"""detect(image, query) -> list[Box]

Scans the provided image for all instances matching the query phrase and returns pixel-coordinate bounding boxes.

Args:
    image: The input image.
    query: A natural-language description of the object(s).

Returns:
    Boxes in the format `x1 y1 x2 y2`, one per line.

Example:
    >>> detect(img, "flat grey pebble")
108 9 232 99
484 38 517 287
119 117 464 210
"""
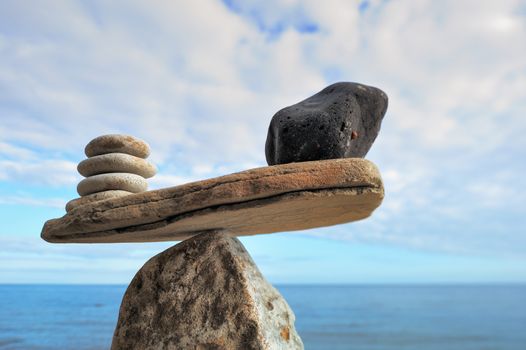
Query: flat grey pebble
85 134 150 158
77 173 148 196
77 153 157 178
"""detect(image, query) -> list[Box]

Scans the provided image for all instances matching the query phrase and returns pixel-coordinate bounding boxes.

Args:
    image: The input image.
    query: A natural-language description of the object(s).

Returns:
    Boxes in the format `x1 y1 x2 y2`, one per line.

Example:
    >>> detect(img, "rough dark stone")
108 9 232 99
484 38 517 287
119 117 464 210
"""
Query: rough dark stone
111 231 303 350
265 82 388 165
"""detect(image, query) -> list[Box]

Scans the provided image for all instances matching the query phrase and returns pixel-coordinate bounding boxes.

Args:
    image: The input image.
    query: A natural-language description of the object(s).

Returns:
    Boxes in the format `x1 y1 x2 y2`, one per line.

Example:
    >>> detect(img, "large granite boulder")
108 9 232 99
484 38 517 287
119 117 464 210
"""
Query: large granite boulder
265 82 388 165
111 231 303 350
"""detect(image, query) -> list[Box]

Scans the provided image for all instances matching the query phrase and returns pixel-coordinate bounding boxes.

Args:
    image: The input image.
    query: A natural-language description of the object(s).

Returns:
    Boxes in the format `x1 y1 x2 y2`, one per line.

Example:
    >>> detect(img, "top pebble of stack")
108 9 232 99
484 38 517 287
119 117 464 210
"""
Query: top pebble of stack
85 134 150 159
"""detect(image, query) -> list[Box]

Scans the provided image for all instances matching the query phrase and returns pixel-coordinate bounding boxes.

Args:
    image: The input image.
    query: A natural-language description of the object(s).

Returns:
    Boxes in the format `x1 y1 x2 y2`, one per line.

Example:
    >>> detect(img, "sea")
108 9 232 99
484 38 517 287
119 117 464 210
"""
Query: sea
0 284 524 350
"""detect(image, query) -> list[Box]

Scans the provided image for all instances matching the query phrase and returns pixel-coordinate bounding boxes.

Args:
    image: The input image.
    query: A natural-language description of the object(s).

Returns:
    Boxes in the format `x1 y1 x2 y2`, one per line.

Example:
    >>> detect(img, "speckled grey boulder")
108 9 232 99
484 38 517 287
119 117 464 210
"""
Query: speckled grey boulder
111 231 303 350
265 82 388 165
66 190 134 212
77 153 157 178
77 173 147 196
85 134 150 158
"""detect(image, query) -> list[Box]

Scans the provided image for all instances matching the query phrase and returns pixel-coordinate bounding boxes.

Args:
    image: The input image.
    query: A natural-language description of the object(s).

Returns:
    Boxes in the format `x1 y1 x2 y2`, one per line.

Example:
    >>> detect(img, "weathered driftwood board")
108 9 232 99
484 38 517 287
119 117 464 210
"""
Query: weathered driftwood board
41 158 384 243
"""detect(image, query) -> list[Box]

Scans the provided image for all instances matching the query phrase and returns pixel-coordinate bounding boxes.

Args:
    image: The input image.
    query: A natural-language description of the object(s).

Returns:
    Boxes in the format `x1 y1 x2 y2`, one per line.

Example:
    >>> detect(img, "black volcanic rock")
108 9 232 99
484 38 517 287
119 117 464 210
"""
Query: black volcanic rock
265 82 388 165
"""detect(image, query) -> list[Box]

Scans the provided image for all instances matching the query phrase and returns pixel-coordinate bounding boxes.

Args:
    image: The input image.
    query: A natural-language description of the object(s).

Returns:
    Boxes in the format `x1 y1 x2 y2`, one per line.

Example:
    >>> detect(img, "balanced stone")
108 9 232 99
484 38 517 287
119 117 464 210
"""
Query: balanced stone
65 190 134 212
265 82 388 165
111 231 303 350
77 173 147 196
85 134 150 158
77 153 157 178
42 158 384 243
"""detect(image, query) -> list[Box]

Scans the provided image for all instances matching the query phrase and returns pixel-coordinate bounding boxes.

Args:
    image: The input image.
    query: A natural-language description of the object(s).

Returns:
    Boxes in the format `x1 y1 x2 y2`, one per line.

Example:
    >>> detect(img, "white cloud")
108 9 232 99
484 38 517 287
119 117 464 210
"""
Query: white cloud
0 0 525 257
0 234 174 283
0 195 66 209
148 173 199 189
0 142 36 160
0 158 79 186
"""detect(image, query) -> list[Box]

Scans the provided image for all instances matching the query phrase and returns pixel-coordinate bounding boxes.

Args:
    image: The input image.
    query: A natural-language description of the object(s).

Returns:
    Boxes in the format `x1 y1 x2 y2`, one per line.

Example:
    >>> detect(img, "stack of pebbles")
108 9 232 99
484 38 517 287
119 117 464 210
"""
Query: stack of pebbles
66 134 157 212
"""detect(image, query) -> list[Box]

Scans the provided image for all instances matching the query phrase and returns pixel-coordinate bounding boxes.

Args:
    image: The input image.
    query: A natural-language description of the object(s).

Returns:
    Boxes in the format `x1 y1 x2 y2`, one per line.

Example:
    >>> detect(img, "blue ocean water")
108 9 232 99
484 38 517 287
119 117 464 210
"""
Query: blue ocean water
0 285 524 350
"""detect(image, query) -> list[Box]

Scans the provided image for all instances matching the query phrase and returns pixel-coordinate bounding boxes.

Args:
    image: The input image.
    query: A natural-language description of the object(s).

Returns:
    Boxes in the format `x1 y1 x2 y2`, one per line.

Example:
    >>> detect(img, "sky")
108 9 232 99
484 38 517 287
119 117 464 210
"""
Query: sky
1 0 525 284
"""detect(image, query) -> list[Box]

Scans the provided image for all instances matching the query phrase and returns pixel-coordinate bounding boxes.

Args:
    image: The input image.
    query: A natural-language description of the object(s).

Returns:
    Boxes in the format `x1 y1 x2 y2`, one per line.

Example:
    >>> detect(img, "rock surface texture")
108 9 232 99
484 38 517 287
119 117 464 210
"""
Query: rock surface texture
76 173 148 196
85 134 151 158
65 190 133 212
77 153 156 178
265 82 388 165
42 158 384 243
66 134 156 212
111 231 303 350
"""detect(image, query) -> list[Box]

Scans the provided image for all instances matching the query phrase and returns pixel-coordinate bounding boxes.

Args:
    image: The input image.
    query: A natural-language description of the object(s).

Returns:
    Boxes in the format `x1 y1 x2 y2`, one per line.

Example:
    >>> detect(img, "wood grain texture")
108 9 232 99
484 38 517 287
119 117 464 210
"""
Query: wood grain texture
41 158 384 243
